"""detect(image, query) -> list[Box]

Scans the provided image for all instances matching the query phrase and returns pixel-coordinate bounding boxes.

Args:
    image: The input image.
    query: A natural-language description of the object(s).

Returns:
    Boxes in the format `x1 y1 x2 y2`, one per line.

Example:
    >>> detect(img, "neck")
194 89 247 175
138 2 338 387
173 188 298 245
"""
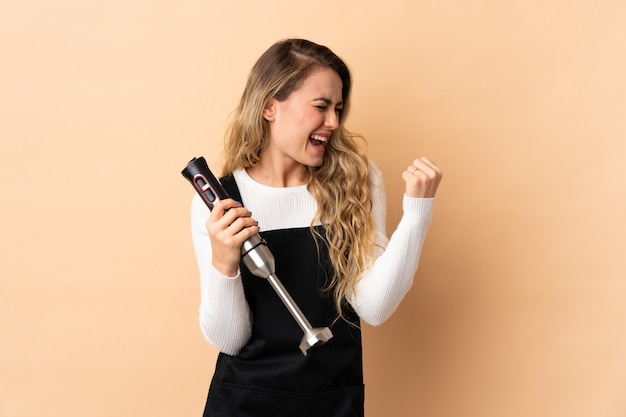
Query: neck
247 159 309 187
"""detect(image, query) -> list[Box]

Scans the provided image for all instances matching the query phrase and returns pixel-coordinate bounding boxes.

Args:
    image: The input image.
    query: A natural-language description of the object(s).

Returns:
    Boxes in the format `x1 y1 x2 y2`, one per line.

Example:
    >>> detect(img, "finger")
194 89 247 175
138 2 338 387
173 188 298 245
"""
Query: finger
411 158 443 179
415 157 442 176
207 205 254 241
212 198 242 214
209 217 259 250
411 158 433 174
208 199 237 224
402 170 416 183
405 163 431 180
211 200 251 225
226 216 259 235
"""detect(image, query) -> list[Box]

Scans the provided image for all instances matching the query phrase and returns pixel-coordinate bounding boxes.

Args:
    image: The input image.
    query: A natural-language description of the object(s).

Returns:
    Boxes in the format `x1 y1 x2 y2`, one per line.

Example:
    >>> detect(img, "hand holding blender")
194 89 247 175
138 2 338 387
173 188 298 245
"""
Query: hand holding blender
182 156 333 355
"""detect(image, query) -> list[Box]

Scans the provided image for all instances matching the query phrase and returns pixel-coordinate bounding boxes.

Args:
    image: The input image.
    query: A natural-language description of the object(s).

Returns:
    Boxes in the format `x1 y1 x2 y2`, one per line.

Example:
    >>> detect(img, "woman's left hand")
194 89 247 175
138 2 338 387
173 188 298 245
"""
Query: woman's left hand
402 156 443 198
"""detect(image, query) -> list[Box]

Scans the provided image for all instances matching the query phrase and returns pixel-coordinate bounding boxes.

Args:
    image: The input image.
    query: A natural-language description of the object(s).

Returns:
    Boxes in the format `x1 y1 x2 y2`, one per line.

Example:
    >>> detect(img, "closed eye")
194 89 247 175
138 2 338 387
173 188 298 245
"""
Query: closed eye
315 105 343 115
313 97 343 112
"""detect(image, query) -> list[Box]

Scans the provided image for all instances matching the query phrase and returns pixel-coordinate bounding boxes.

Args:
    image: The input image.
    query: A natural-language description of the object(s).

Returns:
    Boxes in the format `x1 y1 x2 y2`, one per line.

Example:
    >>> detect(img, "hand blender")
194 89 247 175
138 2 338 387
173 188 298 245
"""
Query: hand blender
182 156 333 355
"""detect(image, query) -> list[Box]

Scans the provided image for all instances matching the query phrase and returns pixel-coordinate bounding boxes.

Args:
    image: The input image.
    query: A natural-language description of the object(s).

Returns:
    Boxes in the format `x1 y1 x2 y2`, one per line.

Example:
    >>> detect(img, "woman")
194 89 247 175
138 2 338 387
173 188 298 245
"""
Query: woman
190 38 442 417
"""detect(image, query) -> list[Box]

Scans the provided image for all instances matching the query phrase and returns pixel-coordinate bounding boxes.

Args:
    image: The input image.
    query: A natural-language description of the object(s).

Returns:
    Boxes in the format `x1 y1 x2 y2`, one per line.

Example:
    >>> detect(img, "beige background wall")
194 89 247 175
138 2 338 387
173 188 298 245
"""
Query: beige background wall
2 1 625 416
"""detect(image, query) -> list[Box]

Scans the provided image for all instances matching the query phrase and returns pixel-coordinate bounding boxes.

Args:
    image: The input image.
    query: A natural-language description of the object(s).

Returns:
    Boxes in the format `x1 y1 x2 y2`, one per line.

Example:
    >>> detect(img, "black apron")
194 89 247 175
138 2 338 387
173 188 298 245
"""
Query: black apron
203 175 364 417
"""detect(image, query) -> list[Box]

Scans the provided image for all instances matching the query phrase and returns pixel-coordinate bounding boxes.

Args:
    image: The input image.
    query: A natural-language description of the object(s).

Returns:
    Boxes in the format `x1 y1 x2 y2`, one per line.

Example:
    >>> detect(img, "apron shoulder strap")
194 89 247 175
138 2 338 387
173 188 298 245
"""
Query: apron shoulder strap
219 174 243 205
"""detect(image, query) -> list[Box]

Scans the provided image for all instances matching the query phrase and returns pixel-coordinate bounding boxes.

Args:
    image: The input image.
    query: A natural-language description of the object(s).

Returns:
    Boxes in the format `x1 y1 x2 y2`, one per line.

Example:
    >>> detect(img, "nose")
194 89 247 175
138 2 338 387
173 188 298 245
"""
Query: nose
325 110 340 130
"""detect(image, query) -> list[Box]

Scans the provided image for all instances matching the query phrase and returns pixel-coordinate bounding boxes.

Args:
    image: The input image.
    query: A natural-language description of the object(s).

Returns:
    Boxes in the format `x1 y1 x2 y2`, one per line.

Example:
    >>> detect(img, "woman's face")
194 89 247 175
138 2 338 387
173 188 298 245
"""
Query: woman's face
263 67 343 169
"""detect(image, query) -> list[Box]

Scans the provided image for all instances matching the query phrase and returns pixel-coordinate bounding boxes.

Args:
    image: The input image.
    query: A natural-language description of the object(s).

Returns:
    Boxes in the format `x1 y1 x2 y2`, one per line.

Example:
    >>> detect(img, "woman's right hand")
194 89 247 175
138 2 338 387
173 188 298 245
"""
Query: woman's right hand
206 199 260 277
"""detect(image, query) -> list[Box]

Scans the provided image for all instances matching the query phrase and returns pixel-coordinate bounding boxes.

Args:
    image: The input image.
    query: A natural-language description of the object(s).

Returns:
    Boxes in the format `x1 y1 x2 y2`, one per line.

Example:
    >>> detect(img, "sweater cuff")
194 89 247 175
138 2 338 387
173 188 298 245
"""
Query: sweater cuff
402 196 434 223
211 265 242 281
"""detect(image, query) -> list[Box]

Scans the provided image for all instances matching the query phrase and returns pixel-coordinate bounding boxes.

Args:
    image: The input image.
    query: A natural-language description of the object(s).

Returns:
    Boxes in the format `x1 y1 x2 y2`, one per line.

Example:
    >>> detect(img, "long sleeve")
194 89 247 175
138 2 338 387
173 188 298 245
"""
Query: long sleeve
190 195 252 355
349 166 434 326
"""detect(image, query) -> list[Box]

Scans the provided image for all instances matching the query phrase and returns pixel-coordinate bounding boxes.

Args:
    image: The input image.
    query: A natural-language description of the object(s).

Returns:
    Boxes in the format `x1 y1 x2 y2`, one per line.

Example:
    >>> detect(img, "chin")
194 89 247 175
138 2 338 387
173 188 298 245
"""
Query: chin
308 159 325 168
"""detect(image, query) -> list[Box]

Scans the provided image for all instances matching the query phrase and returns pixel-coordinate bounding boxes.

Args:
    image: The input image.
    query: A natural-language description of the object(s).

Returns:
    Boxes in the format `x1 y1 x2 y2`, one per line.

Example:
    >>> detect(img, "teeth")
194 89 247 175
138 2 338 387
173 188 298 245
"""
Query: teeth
310 134 328 142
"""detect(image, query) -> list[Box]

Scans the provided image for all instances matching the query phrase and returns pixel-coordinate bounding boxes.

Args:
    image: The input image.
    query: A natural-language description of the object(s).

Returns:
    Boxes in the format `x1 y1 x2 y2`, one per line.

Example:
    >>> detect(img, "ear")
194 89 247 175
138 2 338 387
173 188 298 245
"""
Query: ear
263 99 276 121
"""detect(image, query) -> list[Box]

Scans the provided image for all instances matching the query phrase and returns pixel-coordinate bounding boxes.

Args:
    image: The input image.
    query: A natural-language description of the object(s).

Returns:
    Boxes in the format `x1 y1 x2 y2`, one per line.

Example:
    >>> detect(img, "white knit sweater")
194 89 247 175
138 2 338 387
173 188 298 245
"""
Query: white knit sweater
190 163 434 355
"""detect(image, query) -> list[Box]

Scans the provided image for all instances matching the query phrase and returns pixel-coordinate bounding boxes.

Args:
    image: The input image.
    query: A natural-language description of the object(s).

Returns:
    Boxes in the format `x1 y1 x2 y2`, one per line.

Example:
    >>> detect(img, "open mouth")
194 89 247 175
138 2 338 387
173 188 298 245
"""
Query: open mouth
309 134 328 147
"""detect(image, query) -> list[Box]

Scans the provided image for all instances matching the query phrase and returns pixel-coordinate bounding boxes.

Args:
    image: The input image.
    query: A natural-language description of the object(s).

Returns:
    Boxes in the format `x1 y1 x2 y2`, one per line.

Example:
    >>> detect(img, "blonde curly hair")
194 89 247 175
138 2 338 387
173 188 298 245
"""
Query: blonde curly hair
221 39 376 320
